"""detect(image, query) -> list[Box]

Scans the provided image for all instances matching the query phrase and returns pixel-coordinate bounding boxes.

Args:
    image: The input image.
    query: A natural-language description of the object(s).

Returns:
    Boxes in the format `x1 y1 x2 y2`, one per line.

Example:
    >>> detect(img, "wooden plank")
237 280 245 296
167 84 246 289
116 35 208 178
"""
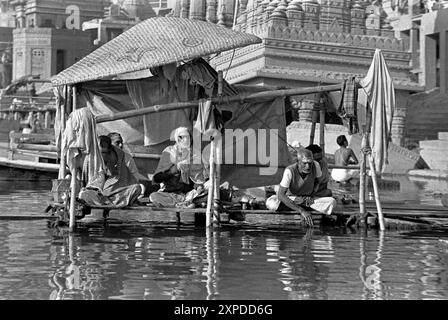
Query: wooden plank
15 143 57 152
343 202 448 212
0 215 57 220
0 156 59 172
12 148 58 159
130 152 161 159
10 132 54 141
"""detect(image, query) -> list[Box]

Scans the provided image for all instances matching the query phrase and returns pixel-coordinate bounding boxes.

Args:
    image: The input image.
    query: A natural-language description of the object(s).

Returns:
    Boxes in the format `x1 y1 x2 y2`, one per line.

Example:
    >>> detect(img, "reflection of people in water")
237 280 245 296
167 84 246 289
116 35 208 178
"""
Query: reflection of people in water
48 233 121 300
266 228 332 299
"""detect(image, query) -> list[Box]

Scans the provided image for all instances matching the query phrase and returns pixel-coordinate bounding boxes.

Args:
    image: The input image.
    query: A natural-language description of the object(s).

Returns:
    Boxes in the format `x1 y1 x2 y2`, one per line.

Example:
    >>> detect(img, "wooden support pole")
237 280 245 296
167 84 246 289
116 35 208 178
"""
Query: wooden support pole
58 88 67 179
206 138 216 228
213 71 223 225
96 84 343 124
309 108 318 146
319 103 326 155
359 105 373 220
69 165 77 232
72 86 77 111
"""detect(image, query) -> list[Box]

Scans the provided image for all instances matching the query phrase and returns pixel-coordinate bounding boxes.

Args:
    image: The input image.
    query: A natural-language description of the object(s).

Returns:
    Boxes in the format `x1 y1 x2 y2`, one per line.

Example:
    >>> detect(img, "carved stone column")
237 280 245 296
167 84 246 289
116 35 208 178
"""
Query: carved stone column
298 99 314 122
391 107 406 146
206 0 217 23
180 0 190 18
190 0 206 20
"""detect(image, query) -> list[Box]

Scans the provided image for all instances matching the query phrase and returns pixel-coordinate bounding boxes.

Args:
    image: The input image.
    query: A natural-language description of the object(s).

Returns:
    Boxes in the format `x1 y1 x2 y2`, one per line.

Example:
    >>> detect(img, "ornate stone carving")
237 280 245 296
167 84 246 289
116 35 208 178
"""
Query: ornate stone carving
206 0 217 23
189 0 206 21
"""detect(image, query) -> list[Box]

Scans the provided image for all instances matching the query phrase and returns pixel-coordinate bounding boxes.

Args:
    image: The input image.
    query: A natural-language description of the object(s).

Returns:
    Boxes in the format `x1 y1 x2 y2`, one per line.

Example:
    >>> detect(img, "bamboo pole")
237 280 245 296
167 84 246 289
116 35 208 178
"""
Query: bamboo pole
309 92 321 145
361 106 385 231
309 108 318 145
329 164 360 170
206 137 216 228
68 165 77 232
359 106 372 220
213 71 223 224
72 86 77 111
96 84 343 123
58 87 67 179
319 102 326 154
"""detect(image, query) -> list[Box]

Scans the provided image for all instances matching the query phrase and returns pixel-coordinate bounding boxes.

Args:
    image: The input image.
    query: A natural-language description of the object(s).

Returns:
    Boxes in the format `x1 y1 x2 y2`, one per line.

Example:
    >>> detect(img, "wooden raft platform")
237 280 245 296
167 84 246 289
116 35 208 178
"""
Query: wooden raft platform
2 200 447 230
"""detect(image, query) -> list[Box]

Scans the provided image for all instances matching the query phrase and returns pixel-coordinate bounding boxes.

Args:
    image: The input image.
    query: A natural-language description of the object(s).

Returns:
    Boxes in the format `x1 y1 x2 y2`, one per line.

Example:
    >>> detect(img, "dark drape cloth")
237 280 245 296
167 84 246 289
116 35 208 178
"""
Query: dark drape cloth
79 82 145 145
337 77 359 134
219 97 292 189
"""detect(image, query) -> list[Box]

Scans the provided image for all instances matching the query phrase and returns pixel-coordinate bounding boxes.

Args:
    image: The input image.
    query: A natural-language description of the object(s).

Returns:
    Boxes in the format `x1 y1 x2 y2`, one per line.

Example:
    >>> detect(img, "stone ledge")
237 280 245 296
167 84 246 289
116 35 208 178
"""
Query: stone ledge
408 169 448 179
439 132 448 140
420 140 448 148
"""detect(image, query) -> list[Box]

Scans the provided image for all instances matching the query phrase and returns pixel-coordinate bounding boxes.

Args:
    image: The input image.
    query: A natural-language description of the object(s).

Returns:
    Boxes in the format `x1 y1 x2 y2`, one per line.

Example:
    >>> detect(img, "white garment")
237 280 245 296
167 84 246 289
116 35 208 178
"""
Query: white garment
331 168 359 182
266 195 336 215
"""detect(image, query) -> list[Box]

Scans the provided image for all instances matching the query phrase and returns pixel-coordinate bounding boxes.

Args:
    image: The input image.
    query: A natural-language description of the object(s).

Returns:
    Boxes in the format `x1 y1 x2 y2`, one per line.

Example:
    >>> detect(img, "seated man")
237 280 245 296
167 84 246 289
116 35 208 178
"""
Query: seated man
98 135 143 207
305 144 332 197
331 135 359 184
149 127 208 208
266 148 337 226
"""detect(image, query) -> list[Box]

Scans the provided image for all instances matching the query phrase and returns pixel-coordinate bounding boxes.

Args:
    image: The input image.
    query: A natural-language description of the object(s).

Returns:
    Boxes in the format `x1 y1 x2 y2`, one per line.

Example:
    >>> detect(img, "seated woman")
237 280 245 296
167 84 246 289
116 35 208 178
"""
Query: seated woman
98 135 144 207
149 127 208 208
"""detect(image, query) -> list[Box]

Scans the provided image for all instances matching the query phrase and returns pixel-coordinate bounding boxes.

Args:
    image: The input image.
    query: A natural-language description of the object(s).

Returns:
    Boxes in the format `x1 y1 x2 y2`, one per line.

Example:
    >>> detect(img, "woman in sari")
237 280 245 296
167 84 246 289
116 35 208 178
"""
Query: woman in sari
149 127 208 208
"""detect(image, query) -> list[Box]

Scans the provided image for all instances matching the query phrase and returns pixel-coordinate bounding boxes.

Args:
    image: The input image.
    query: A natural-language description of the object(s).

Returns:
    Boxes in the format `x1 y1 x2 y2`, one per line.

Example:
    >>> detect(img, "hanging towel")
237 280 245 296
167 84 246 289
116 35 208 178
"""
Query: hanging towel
360 49 395 173
337 77 359 134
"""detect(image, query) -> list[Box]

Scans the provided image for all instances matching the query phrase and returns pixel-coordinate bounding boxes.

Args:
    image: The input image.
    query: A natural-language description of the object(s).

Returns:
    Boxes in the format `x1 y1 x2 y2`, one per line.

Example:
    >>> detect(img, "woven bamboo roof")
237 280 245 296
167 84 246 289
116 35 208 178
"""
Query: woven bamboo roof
52 17 262 86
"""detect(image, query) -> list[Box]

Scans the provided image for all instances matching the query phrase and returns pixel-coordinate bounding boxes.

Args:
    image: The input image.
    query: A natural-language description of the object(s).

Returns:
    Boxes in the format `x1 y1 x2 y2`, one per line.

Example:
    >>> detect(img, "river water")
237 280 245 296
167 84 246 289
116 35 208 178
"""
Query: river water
1 172 448 300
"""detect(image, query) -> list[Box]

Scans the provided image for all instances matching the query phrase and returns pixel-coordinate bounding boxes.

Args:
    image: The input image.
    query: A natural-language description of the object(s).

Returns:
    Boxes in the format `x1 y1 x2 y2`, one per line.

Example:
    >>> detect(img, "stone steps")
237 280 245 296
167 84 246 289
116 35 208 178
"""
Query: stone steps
438 132 448 140
419 133 448 170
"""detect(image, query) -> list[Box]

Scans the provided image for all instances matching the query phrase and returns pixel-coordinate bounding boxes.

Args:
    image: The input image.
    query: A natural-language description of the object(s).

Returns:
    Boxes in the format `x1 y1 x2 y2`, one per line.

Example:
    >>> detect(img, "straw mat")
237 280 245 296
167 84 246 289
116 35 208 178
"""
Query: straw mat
52 17 261 86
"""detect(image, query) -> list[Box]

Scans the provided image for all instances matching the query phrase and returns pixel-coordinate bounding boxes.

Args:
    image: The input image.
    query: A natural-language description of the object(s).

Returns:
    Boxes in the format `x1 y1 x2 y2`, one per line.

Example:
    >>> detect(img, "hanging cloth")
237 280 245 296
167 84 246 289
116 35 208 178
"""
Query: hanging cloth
61 107 106 190
194 99 216 134
337 76 359 134
360 49 395 173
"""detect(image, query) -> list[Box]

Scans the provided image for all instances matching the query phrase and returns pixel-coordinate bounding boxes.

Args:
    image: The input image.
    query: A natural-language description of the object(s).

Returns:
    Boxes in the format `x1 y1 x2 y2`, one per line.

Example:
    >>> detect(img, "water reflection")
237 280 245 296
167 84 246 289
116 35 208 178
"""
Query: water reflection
359 230 385 300
271 228 332 300
2 173 448 300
